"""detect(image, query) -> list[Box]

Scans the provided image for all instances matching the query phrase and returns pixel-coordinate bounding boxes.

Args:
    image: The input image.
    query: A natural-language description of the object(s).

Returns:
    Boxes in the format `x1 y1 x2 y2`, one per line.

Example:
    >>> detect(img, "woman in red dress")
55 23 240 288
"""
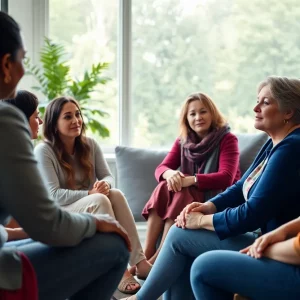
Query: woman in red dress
142 92 241 267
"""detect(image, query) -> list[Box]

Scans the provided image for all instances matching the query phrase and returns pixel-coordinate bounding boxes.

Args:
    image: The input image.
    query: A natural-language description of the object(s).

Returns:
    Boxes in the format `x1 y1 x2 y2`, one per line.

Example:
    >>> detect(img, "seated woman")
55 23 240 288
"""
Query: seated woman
122 76 300 300
4 90 43 239
0 11 129 300
5 89 43 139
192 216 300 299
142 92 240 266
34 96 151 294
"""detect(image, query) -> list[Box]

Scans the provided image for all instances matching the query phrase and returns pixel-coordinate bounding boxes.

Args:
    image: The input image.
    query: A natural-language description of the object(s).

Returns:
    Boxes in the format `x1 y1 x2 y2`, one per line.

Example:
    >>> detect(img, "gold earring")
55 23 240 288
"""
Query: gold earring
4 75 11 84
283 119 289 124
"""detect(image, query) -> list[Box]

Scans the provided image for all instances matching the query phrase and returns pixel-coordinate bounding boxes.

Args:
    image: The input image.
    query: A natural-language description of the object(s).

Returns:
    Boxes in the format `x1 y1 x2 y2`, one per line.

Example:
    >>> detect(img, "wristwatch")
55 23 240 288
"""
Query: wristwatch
194 173 198 184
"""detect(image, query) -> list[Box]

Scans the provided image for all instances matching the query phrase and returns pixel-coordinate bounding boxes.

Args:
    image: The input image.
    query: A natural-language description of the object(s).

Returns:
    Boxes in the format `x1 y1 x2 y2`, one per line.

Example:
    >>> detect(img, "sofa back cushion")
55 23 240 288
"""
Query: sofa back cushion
235 132 269 175
115 132 268 221
115 146 168 221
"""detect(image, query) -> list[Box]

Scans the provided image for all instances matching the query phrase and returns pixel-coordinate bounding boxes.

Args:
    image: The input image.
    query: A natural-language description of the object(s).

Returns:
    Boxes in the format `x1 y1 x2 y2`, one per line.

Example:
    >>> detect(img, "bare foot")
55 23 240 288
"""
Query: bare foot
135 259 152 279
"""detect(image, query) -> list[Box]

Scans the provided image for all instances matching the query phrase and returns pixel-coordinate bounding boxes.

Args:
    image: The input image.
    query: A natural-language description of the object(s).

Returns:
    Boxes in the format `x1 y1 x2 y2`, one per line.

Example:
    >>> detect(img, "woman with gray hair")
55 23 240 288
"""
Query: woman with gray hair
122 76 300 300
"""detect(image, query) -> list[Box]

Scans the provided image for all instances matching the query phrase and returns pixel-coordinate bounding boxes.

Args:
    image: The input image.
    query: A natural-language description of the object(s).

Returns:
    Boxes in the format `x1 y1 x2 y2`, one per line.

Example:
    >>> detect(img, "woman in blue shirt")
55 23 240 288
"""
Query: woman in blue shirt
122 76 300 300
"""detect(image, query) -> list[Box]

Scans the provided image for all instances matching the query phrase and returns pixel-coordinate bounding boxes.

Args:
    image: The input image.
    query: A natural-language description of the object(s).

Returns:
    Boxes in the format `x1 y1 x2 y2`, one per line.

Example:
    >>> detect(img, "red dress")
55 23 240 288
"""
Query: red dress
142 133 240 221
0 252 38 300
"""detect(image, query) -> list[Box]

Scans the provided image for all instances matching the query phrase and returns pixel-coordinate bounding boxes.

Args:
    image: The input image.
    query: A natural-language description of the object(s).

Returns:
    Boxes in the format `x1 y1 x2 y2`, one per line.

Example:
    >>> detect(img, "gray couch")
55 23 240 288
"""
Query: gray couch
115 133 269 222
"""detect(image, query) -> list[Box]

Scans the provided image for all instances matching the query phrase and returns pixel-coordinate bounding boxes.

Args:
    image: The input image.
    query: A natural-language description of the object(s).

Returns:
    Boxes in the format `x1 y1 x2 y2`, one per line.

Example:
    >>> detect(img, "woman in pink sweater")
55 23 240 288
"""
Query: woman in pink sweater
141 92 240 270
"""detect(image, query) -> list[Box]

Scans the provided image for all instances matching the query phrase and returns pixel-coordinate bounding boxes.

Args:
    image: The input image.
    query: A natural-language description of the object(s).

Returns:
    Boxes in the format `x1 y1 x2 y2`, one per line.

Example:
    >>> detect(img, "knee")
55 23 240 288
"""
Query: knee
102 233 130 263
109 188 124 198
86 193 111 213
164 225 184 249
91 233 130 265
109 188 127 204
191 251 224 285
157 180 168 190
160 180 168 187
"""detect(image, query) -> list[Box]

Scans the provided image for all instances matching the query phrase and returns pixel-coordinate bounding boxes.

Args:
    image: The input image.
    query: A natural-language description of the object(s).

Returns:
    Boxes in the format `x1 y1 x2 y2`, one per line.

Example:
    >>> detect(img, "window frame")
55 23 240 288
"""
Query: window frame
7 0 132 152
1 0 9 12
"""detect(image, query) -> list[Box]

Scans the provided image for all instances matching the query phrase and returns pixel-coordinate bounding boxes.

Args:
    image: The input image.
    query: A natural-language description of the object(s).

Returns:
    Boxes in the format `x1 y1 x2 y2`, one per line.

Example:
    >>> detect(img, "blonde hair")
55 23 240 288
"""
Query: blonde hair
179 92 226 142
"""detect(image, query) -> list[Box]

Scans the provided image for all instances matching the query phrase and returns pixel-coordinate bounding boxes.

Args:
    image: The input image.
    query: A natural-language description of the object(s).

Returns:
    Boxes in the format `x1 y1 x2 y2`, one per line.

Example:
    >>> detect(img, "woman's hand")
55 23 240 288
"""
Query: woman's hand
94 214 131 251
164 170 185 192
175 202 216 228
6 227 29 241
240 228 287 258
184 212 204 229
175 202 199 228
89 180 110 196
187 202 217 215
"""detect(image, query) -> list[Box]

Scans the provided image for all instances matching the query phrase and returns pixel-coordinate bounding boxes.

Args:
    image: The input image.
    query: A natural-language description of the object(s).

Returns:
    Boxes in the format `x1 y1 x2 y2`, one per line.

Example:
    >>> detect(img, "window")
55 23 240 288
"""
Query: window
1 0 9 12
131 0 300 147
49 0 118 147
13 0 300 149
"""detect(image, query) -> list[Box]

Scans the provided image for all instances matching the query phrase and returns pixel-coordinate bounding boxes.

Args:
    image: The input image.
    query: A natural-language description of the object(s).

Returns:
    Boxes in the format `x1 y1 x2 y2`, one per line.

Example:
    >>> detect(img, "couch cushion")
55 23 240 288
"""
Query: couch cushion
115 132 269 221
236 132 269 175
115 146 168 221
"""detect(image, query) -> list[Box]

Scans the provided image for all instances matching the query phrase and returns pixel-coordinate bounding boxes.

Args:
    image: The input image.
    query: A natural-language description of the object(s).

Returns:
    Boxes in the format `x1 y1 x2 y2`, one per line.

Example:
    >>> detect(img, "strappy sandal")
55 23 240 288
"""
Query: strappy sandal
118 274 141 294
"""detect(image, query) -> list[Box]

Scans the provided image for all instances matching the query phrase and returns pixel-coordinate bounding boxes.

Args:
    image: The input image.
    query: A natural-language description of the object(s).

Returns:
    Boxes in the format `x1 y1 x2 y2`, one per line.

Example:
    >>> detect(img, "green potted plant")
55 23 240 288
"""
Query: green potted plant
25 37 110 138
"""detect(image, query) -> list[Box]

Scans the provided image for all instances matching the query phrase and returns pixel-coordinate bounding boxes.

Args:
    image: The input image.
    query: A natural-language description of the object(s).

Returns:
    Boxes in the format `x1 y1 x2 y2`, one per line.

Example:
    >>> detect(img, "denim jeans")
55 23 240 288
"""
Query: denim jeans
191 250 300 300
5 238 34 247
5 233 129 300
136 226 256 300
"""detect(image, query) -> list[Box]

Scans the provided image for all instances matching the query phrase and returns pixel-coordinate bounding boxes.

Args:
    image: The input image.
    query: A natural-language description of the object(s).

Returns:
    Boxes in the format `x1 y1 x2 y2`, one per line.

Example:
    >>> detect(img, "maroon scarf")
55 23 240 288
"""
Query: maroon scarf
181 125 230 174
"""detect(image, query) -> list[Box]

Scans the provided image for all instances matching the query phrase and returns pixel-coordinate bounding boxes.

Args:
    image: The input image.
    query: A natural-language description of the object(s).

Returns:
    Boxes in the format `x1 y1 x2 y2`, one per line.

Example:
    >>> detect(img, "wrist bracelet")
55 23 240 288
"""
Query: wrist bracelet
194 173 197 183
198 214 204 228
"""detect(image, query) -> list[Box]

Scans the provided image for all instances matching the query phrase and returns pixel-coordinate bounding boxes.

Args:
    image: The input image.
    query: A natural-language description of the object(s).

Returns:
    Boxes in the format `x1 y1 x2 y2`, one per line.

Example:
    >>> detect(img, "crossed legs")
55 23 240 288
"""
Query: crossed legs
62 189 151 293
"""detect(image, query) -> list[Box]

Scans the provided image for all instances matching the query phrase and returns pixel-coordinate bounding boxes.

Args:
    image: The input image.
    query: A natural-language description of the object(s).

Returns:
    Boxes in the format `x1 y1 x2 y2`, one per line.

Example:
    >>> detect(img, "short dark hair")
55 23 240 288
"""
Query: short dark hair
0 12 22 61
5 90 39 120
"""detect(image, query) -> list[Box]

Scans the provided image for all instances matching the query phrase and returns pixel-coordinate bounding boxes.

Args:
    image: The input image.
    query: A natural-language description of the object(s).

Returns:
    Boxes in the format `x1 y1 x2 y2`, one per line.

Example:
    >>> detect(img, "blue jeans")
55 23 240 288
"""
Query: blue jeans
136 226 256 300
5 238 34 247
191 250 300 300
5 233 129 300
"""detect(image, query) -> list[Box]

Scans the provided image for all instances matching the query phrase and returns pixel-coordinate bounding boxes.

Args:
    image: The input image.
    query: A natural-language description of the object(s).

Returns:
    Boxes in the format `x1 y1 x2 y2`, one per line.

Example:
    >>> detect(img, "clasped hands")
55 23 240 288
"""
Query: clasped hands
89 180 110 196
175 202 216 229
166 170 185 192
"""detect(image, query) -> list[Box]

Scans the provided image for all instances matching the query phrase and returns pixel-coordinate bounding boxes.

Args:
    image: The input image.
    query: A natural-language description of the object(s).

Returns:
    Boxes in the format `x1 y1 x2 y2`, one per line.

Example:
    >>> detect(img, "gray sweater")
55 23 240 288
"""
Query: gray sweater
34 138 114 206
0 103 96 290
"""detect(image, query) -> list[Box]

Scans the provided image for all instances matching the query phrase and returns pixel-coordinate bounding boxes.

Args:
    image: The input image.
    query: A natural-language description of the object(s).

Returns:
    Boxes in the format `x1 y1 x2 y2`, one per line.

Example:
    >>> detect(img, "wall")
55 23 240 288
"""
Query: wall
8 0 48 95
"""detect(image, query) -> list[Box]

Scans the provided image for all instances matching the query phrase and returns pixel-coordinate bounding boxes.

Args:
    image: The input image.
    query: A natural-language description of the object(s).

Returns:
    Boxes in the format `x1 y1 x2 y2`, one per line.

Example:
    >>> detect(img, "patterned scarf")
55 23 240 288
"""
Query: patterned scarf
181 125 230 174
